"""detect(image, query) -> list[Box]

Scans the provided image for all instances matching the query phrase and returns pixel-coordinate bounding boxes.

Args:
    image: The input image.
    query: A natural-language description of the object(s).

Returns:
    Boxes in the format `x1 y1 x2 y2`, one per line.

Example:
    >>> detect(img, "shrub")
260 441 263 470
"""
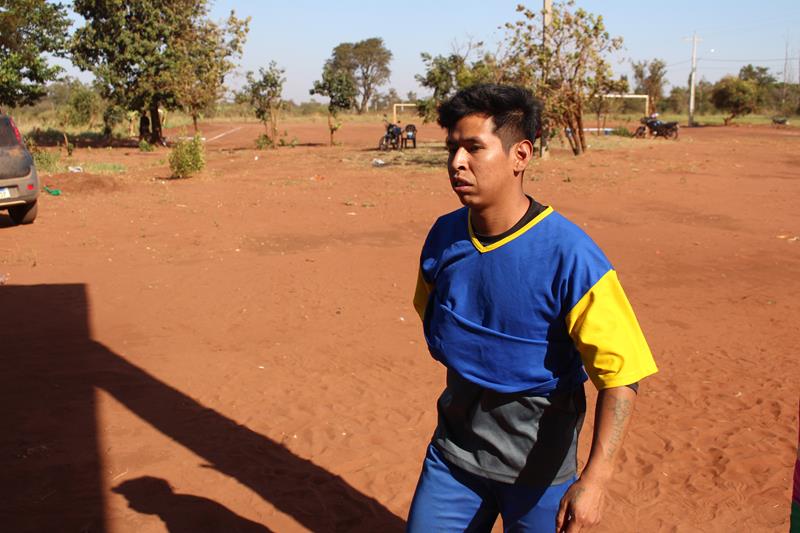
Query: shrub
139 139 155 152
32 150 60 173
711 76 758 125
169 135 205 178
255 133 274 150
610 126 632 137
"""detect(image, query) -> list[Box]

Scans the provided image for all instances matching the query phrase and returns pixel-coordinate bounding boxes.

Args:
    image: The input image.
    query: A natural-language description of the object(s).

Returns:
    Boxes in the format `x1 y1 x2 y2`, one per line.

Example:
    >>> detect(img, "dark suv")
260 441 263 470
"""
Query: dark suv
0 115 39 225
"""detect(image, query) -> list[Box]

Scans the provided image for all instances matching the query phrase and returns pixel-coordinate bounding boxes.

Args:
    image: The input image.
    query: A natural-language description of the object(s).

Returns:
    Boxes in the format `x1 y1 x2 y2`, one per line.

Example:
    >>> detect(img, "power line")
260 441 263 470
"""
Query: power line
698 57 800 62
666 59 691 67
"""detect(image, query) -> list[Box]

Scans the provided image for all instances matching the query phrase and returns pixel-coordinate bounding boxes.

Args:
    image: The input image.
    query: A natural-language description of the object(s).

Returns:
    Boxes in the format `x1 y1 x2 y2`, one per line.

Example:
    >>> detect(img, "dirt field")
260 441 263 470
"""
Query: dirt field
2 120 799 532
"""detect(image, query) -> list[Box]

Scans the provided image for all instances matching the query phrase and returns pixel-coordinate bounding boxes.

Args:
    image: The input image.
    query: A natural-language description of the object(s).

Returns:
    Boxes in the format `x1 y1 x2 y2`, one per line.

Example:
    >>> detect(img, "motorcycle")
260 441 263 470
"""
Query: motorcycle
634 116 679 140
378 123 402 151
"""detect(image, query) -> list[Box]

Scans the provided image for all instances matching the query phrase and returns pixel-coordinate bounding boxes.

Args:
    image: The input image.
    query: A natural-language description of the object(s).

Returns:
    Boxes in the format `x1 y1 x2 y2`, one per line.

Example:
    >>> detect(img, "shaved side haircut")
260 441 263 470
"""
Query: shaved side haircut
437 84 542 151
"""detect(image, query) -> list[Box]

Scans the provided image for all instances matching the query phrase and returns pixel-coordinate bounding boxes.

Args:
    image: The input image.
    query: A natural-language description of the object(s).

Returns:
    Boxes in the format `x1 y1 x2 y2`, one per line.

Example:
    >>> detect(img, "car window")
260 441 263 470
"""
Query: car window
0 118 19 147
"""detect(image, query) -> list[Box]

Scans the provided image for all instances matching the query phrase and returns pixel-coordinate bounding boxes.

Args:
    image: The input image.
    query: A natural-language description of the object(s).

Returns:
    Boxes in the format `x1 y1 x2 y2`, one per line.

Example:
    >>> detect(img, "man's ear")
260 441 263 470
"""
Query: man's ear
513 139 534 173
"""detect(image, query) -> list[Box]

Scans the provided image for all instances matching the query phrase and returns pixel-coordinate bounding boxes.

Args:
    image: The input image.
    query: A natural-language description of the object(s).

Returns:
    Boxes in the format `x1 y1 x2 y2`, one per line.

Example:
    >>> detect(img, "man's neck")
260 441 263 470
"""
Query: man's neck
470 191 530 237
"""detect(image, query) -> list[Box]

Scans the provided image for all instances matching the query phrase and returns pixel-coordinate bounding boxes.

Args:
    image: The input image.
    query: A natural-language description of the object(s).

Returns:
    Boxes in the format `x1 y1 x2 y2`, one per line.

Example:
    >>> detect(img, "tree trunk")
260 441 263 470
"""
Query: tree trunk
357 92 368 115
575 113 586 154
149 100 163 145
192 114 199 134
563 117 580 156
724 114 735 126
328 113 335 146
596 110 601 136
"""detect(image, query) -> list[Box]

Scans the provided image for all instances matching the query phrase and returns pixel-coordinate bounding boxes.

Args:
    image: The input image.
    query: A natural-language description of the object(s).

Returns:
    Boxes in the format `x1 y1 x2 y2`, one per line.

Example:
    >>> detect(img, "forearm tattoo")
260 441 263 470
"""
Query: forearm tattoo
603 395 633 459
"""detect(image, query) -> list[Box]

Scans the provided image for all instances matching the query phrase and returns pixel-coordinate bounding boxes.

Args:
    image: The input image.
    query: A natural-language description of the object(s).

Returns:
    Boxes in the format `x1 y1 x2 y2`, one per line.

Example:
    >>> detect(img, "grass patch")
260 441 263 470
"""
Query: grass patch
606 112 800 128
32 156 127 175
365 143 447 169
80 162 127 174
32 150 60 173
580 135 648 151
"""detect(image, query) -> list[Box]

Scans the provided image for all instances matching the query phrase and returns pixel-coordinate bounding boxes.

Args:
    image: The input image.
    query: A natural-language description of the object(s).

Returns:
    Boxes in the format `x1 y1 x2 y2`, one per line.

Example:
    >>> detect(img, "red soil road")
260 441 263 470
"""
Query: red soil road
1 121 798 532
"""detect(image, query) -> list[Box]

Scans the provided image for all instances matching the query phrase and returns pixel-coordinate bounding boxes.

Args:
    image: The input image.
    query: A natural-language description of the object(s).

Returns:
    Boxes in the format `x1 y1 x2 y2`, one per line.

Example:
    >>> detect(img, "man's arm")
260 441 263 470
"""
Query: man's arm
556 385 637 532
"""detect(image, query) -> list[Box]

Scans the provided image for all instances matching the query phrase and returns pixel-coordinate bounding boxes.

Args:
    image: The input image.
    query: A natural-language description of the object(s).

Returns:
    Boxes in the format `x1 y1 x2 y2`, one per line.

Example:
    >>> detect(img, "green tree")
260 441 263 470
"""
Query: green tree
738 64 776 109
310 66 356 146
631 58 667 114
587 75 629 133
169 12 249 133
414 43 495 122
328 38 392 114
72 0 247 143
711 76 758 125
663 86 689 114
245 62 285 147
0 0 70 109
504 1 623 155
68 83 102 129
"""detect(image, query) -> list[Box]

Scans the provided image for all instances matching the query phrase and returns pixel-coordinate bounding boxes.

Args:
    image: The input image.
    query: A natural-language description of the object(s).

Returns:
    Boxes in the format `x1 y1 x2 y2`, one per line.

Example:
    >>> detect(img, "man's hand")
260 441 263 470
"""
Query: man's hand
555 478 605 532
556 385 637 532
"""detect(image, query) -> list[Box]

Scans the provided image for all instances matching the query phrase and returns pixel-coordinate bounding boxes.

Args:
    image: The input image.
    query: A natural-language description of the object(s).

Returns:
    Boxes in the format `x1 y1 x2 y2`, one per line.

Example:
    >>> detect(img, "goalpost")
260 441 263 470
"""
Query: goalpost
392 103 418 124
599 94 650 117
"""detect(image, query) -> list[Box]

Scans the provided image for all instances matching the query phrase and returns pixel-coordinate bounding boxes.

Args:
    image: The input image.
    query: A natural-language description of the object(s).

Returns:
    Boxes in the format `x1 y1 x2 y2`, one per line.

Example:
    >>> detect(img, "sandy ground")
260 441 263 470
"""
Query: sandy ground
1 120 799 532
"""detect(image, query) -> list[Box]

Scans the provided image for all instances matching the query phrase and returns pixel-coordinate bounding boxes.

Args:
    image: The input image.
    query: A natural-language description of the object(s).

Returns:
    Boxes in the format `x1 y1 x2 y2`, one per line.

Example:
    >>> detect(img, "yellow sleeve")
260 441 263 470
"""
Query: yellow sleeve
565 270 658 390
413 268 433 321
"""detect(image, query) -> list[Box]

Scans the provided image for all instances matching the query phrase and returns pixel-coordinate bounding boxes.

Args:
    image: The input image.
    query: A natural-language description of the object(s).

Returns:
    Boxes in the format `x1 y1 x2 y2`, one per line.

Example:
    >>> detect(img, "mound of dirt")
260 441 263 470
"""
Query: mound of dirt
41 172 123 195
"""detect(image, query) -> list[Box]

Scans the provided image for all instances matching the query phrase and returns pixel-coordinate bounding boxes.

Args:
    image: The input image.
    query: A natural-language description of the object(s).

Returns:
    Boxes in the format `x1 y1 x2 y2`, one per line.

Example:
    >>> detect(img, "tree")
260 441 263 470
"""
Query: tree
631 58 667 114
0 0 70 109
169 12 249 133
371 88 401 111
738 64 776 109
588 75 629 133
711 76 758 125
310 66 356 146
67 83 102 130
663 86 689 114
414 42 496 122
245 62 285 147
328 38 392 114
738 64 776 86
503 1 623 155
72 0 247 143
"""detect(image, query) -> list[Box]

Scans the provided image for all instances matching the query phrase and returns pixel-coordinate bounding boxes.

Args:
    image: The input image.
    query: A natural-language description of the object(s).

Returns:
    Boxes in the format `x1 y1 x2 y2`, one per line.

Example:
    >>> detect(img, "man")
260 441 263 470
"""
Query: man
408 84 658 532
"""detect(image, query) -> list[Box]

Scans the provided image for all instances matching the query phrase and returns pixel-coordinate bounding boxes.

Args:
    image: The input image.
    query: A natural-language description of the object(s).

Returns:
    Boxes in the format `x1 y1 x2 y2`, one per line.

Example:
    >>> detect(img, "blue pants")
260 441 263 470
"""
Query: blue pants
407 444 574 532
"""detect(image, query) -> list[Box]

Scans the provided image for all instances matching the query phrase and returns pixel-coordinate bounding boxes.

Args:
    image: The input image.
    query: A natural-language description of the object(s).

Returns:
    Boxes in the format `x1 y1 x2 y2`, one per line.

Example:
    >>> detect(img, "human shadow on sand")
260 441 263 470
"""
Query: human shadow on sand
0 284 405 532
113 476 273 532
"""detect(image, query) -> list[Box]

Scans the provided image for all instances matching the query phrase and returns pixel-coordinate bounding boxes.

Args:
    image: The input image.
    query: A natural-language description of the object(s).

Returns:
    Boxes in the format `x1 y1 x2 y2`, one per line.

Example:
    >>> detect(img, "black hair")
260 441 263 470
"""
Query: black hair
437 84 541 150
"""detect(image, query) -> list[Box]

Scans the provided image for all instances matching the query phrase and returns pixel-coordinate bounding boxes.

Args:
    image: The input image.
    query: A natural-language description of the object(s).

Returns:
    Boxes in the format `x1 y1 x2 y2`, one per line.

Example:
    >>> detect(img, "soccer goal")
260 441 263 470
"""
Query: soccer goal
599 94 650 117
392 103 418 124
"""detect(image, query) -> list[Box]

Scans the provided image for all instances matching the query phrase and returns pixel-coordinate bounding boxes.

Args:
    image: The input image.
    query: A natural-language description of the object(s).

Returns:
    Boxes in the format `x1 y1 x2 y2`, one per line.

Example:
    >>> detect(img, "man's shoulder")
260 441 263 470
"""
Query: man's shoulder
533 209 595 245
535 209 611 266
425 206 468 239
432 206 468 229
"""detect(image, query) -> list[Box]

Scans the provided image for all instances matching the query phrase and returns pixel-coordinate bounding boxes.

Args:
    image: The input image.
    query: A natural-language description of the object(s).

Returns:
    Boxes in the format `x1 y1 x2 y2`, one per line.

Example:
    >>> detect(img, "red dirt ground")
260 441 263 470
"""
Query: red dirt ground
1 120 799 532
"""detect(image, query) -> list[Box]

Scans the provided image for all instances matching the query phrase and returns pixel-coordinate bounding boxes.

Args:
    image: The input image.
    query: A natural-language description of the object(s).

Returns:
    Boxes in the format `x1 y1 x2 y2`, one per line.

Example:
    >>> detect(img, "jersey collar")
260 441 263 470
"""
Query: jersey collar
467 206 553 253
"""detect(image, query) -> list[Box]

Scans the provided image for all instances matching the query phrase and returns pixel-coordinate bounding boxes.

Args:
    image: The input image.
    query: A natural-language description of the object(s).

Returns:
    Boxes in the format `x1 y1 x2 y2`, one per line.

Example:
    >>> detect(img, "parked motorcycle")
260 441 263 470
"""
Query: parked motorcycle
634 116 679 140
378 123 402 151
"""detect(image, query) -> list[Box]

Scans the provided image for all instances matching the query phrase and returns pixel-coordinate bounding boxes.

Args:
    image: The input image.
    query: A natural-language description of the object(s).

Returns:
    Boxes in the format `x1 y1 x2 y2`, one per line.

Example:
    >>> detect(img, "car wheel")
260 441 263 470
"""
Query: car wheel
8 201 37 225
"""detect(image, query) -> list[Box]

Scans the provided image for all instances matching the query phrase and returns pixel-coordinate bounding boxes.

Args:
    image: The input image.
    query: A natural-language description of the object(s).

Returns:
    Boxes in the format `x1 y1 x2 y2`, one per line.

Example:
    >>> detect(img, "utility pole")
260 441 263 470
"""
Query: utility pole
686 32 701 127
781 39 790 111
540 0 552 159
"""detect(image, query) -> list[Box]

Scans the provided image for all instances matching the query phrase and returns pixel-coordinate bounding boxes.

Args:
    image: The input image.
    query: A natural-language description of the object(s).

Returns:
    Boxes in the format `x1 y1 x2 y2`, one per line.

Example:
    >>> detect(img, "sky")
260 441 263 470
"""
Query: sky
63 0 800 102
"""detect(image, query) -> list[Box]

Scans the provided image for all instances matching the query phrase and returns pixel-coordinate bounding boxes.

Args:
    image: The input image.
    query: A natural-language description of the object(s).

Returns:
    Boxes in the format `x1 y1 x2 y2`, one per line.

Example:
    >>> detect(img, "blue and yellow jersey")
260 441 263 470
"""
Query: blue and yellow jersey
414 206 657 395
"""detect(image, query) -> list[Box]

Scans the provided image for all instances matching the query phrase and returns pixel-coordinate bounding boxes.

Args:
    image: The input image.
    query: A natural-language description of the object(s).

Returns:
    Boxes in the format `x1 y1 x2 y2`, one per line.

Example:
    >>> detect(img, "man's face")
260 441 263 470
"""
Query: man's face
446 114 516 209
